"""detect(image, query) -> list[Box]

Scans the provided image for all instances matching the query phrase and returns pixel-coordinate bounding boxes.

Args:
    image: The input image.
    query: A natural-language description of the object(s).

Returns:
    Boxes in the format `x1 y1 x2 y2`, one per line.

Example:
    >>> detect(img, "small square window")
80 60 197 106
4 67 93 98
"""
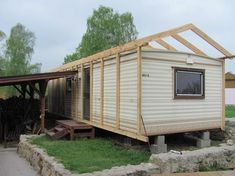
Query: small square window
174 67 205 99
66 78 72 92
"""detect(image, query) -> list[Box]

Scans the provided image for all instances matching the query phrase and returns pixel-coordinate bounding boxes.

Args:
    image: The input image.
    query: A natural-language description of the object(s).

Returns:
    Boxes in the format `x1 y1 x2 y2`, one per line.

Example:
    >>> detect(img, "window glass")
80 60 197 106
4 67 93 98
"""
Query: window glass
175 68 204 98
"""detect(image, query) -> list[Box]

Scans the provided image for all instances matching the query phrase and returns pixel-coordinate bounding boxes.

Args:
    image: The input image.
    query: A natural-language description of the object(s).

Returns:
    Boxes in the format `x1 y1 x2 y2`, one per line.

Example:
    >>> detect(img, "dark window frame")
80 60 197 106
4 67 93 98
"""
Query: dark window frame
173 67 205 99
66 78 72 92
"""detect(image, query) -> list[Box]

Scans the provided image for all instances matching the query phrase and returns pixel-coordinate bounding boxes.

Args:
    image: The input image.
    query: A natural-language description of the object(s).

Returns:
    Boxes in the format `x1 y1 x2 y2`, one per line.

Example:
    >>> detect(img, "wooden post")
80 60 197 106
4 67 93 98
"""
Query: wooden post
221 60 225 130
137 46 142 134
100 58 104 125
81 64 84 120
39 81 48 133
90 62 93 121
116 54 120 129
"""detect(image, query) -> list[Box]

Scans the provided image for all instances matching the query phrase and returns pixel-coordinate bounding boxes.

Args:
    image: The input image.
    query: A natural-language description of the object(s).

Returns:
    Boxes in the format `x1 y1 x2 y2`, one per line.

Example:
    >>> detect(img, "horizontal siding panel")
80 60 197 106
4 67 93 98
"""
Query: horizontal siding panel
142 51 222 135
120 56 137 132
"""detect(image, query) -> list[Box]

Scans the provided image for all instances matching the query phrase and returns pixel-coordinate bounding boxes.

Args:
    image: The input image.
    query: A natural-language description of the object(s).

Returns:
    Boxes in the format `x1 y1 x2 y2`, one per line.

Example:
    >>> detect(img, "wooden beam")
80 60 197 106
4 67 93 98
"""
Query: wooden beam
191 25 233 56
116 54 120 129
137 46 142 134
90 62 93 122
13 85 24 95
80 64 84 120
79 119 149 142
221 60 225 130
38 80 48 133
155 38 177 51
100 58 104 125
29 82 40 96
171 34 207 56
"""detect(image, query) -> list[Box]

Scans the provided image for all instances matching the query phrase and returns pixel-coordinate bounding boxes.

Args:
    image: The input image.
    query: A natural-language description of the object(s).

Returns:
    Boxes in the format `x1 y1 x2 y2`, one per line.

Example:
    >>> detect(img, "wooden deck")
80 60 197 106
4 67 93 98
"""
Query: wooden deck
153 171 235 176
46 120 95 140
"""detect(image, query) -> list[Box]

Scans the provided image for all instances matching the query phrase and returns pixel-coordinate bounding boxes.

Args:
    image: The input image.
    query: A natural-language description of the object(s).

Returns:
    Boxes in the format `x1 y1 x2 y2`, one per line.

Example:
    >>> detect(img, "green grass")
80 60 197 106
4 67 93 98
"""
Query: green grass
31 136 150 174
226 105 235 118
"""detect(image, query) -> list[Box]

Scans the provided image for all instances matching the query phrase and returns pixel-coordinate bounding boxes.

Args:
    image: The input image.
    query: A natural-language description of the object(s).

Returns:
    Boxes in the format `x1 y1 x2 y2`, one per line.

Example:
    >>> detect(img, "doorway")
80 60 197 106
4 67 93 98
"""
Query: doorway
83 67 90 120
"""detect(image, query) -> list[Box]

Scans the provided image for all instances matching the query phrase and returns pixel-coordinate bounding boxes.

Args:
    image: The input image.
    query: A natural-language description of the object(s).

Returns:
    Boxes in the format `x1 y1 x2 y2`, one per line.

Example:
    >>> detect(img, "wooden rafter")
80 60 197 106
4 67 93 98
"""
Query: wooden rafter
171 34 207 56
190 25 232 57
53 23 232 71
155 38 177 51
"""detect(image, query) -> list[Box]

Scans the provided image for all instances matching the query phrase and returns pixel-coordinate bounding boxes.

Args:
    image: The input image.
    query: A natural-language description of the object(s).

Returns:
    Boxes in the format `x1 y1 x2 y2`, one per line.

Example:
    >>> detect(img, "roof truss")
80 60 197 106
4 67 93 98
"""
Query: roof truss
55 23 233 71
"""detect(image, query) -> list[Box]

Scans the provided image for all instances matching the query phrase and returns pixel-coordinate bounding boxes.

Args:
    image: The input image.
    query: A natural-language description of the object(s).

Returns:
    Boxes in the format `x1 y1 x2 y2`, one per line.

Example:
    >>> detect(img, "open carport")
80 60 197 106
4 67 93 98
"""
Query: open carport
0 71 76 146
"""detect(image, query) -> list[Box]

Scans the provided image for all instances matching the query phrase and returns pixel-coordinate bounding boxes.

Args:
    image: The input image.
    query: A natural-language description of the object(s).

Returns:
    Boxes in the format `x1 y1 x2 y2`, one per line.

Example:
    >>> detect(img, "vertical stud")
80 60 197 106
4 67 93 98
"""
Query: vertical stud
81 64 84 120
137 46 142 134
100 58 104 125
221 60 225 130
116 54 120 129
90 62 93 122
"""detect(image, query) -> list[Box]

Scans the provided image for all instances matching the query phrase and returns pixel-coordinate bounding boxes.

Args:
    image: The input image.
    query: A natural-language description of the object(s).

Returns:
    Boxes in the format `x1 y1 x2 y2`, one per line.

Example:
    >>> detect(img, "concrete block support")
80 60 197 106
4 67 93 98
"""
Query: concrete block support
150 135 167 154
197 131 211 148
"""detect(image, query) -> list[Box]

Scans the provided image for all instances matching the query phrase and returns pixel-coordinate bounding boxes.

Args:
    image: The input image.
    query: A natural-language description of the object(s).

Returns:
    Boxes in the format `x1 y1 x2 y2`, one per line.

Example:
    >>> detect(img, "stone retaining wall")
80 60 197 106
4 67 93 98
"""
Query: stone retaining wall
150 145 235 173
18 135 72 176
18 135 160 176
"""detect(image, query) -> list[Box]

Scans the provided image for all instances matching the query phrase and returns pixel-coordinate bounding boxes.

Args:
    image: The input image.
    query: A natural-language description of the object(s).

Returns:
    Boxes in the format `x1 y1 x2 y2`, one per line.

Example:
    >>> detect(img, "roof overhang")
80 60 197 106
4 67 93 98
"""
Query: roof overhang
0 71 77 87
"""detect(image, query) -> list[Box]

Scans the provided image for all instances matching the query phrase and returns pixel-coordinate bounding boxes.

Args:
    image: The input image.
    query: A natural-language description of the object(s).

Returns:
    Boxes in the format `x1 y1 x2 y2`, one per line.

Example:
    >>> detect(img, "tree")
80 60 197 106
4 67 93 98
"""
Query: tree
5 23 41 76
0 30 6 75
0 30 6 41
64 6 138 63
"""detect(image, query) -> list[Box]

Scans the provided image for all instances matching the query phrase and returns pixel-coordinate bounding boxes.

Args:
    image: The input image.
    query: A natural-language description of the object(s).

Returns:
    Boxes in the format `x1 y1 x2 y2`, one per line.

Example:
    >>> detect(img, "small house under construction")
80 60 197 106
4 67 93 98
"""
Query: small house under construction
47 24 233 144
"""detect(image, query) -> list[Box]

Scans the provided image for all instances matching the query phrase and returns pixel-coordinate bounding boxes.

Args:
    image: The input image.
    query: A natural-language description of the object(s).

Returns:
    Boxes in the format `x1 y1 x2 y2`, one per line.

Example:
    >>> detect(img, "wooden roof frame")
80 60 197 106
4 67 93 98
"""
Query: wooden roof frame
54 23 233 71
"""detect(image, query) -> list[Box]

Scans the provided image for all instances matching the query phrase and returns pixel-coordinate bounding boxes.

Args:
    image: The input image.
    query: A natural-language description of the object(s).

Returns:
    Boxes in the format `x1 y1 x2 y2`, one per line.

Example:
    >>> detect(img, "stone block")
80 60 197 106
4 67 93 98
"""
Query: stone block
196 139 211 148
150 144 167 154
155 135 165 145
201 131 210 140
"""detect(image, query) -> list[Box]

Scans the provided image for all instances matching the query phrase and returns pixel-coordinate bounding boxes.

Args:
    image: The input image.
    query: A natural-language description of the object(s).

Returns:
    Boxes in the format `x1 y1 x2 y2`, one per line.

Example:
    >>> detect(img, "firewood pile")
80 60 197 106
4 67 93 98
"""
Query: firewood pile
0 97 41 146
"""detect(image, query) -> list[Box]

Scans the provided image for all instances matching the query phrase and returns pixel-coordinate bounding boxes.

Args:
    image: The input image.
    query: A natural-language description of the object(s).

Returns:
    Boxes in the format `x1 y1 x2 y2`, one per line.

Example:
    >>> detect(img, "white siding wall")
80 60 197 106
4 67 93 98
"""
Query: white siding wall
93 62 101 123
92 53 138 132
120 55 137 132
104 59 116 127
142 51 223 135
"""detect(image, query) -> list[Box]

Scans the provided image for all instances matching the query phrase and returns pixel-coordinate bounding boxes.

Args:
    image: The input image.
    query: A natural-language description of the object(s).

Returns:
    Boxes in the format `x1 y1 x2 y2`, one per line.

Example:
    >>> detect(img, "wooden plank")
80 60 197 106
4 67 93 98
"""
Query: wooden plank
155 38 177 51
80 64 84 120
90 62 93 122
191 25 233 56
80 119 149 142
137 46 142 134
221 60 225 130
116 54 120 129
171 34 207 56
100 58 104 125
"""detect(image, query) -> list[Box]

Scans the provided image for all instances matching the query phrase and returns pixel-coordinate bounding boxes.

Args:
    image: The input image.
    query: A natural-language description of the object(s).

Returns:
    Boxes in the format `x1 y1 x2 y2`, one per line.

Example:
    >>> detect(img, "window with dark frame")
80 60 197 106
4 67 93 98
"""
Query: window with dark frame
174 68 205 99
66 78 72 92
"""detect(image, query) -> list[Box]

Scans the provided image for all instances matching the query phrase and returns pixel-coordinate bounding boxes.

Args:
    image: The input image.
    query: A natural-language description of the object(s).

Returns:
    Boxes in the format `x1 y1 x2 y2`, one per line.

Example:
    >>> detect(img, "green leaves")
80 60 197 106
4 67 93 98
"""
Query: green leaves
64 6 138 64
5 23 37 76
1 23 41 96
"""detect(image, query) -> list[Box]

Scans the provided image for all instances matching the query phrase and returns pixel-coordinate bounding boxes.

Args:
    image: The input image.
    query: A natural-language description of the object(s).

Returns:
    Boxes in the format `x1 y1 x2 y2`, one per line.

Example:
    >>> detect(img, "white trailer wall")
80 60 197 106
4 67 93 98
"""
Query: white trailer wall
141 51 223 135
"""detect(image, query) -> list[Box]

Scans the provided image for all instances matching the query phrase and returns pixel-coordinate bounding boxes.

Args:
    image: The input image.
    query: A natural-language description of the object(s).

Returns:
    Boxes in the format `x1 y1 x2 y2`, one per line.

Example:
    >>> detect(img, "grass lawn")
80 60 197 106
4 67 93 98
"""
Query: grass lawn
31 136 150 174
226 105 235 118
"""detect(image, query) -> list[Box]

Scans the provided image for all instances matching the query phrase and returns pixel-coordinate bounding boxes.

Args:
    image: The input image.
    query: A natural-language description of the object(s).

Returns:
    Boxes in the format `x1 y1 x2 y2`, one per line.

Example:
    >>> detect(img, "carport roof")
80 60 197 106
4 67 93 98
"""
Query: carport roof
0 71 77 87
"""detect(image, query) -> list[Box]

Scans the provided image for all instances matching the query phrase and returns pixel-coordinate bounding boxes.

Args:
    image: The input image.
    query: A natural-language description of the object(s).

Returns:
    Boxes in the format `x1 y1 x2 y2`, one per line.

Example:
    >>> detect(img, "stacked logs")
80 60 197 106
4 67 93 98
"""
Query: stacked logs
0 97 40 146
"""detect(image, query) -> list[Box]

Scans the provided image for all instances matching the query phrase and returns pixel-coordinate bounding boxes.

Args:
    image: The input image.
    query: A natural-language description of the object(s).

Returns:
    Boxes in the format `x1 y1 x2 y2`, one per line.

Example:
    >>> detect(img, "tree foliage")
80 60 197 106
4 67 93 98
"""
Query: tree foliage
64 6 138 64
0 30 6 41
0 24 41 96
5 23 41 76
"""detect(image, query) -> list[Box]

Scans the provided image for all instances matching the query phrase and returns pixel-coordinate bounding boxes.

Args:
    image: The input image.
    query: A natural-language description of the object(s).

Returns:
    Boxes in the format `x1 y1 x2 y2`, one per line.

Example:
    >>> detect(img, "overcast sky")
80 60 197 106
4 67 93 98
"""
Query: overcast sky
0 0 234 72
